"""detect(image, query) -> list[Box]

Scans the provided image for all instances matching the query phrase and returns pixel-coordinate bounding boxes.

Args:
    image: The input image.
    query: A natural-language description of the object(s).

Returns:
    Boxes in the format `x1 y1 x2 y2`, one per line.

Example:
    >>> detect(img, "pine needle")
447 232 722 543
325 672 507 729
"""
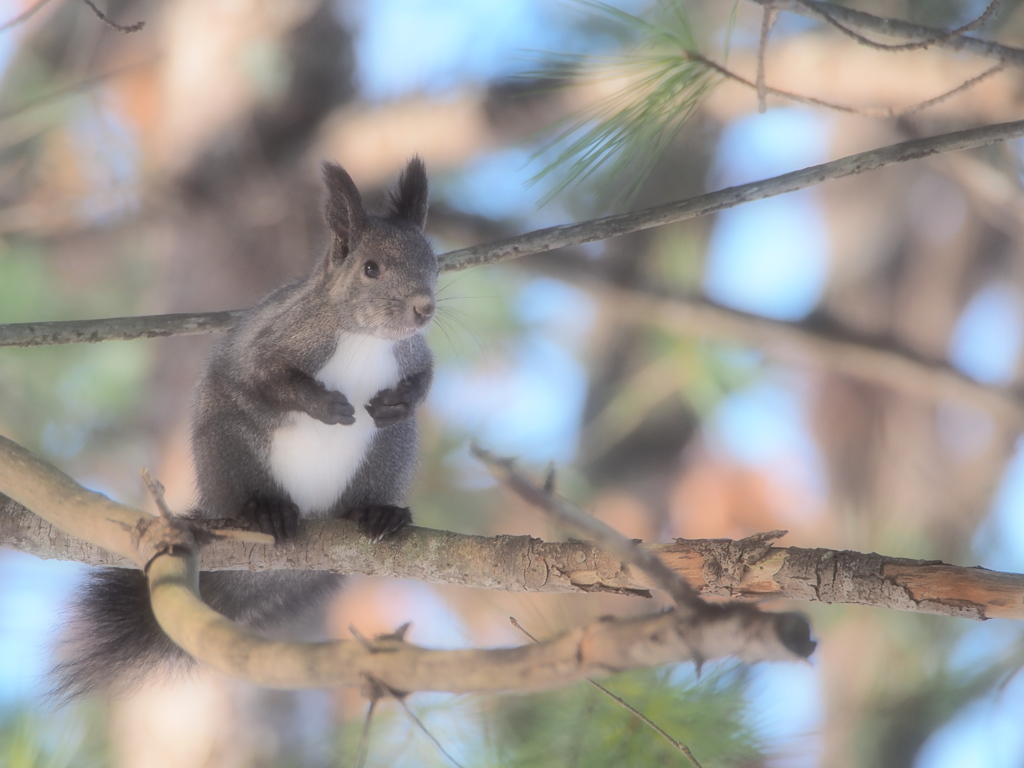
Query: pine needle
528 1 721 205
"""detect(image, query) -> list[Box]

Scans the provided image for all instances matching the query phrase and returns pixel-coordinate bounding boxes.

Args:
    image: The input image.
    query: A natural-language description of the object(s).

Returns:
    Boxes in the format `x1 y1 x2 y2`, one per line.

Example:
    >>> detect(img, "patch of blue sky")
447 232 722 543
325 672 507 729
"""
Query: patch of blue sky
704 109 831 320
340 0 579 100
438 148 566 223
708 378 827 503
514 276 595 345
947 621 1023 677
914 671 1024 768
709 109 830 188
948 282 1023 385
747 662 823 768
974 436 1024 571
0 22 16 80
0 552 84 703
70 101 141 225
430 334 587 464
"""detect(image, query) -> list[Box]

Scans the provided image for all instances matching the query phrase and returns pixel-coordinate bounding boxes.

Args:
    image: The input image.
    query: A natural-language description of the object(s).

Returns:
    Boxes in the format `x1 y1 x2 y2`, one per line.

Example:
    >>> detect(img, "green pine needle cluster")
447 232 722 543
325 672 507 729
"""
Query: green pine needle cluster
530 1 722 205
491 664 763 767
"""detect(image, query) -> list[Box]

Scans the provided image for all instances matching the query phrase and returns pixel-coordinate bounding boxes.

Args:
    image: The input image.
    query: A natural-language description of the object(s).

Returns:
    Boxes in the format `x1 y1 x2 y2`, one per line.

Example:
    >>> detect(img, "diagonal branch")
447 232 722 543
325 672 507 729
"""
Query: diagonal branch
472 444 700 608
3 120 1024 346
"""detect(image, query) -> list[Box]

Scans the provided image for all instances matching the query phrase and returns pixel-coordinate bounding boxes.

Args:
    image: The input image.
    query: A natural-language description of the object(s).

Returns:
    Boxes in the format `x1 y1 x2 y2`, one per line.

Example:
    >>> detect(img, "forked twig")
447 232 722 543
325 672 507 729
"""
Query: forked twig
471 444 699 610
511 617 705 768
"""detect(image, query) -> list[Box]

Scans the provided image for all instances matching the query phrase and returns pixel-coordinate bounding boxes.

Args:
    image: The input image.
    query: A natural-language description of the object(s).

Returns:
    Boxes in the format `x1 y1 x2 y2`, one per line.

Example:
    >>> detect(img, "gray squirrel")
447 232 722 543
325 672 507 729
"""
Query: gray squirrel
53 158 436 699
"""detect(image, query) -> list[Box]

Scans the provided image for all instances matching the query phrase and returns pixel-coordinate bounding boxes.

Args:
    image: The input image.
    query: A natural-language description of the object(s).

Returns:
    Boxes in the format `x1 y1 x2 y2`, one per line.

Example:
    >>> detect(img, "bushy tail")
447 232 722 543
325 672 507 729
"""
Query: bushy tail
51 567 193 702
51 567 345 702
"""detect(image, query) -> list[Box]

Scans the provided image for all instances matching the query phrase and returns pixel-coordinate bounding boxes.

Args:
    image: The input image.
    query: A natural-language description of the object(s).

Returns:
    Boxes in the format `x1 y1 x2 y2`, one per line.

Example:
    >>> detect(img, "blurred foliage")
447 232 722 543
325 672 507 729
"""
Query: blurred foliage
1 0 1024 766
529 0 721 205
0 704 109 768
490 664 761 767
0 243 150 460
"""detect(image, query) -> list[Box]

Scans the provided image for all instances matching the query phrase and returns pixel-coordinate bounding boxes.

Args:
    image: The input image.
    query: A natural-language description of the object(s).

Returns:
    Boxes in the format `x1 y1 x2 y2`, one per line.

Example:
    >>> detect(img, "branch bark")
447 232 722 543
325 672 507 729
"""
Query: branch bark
5 489 1022 621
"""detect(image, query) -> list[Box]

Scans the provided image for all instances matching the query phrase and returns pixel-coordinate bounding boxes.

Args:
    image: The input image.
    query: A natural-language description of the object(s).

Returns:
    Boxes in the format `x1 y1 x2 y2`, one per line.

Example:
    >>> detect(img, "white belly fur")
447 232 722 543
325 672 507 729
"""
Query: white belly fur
269 333 399 515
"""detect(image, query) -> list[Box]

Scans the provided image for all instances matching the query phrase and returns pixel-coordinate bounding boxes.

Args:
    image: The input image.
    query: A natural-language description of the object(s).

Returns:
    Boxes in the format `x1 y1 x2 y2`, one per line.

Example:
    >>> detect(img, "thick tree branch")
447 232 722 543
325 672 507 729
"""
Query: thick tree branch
0 435 811 694
149 546 808 693
4 489 1022 621
3 120 1024 346
752 0 1024 68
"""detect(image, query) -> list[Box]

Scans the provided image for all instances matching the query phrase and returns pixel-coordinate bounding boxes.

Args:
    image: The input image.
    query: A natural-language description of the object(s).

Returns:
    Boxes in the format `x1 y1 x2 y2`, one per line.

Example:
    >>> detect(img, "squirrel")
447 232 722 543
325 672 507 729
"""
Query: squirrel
53 158 436 699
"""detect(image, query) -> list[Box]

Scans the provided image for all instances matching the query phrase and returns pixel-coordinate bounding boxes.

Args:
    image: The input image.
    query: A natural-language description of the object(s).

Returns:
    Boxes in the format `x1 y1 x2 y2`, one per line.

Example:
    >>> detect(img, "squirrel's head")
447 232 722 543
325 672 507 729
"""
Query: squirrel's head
321 157 438 340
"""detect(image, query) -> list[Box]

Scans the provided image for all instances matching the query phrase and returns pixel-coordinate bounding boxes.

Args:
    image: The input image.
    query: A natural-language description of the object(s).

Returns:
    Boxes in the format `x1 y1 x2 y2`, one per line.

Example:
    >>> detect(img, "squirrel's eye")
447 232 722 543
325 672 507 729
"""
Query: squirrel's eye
363 261 380 279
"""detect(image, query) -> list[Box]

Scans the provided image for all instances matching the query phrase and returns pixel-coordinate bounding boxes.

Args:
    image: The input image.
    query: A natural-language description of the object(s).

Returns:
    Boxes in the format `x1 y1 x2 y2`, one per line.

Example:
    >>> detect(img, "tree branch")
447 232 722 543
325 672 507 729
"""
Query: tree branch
0 310 244 348
4 488 1022 621
149 545 809 693
3 120 1024 347
751 0 1024 67
472 444 700 609
693 52 1007 119
0 434 811 694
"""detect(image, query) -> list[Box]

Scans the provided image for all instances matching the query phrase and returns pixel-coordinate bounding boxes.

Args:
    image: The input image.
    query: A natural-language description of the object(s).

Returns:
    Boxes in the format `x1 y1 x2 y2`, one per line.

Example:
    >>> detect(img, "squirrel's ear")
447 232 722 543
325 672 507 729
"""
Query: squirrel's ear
323 162 367 258
388 156 429 230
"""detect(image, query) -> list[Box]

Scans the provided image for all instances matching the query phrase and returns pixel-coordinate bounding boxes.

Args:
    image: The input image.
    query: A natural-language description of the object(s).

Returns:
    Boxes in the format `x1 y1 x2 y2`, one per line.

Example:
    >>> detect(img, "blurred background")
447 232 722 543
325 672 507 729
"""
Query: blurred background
2 0 1024 766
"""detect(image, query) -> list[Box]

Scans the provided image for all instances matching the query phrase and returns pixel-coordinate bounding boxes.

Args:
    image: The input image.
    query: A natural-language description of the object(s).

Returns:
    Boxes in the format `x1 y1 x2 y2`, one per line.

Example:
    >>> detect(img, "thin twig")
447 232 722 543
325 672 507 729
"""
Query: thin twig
0 0 54 32
80 0 145 33
694 53 1008 119
756 5 778 113
375 679 465 768
897 63 1007 116
472 445 700 609
795 0 1000 53
750 0 1024 68
140 468 173 521
510 617 705 768
355 699 376 768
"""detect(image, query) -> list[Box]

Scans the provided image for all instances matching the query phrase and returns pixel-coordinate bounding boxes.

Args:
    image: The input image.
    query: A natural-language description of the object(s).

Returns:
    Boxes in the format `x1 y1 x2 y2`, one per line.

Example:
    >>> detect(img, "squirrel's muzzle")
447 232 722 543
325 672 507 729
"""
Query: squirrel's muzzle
412 296 435 327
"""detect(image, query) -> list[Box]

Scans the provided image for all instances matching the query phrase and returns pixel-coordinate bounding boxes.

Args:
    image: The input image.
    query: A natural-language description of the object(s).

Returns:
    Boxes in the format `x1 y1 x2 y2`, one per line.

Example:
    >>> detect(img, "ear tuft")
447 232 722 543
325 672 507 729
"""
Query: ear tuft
388 156 429 230
322 162 367 252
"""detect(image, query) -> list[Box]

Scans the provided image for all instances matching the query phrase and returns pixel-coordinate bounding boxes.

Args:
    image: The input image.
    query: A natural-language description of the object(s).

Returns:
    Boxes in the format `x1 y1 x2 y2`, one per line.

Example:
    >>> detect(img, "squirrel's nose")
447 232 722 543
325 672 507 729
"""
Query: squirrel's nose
412 296 435 326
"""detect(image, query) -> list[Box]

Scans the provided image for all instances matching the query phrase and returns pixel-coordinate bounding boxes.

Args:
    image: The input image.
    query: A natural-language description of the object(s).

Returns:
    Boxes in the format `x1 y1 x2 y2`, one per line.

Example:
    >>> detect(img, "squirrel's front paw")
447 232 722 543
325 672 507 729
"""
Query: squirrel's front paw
314 387 356 426
365 376 423 427
240 493 300 542
348 505 412 541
